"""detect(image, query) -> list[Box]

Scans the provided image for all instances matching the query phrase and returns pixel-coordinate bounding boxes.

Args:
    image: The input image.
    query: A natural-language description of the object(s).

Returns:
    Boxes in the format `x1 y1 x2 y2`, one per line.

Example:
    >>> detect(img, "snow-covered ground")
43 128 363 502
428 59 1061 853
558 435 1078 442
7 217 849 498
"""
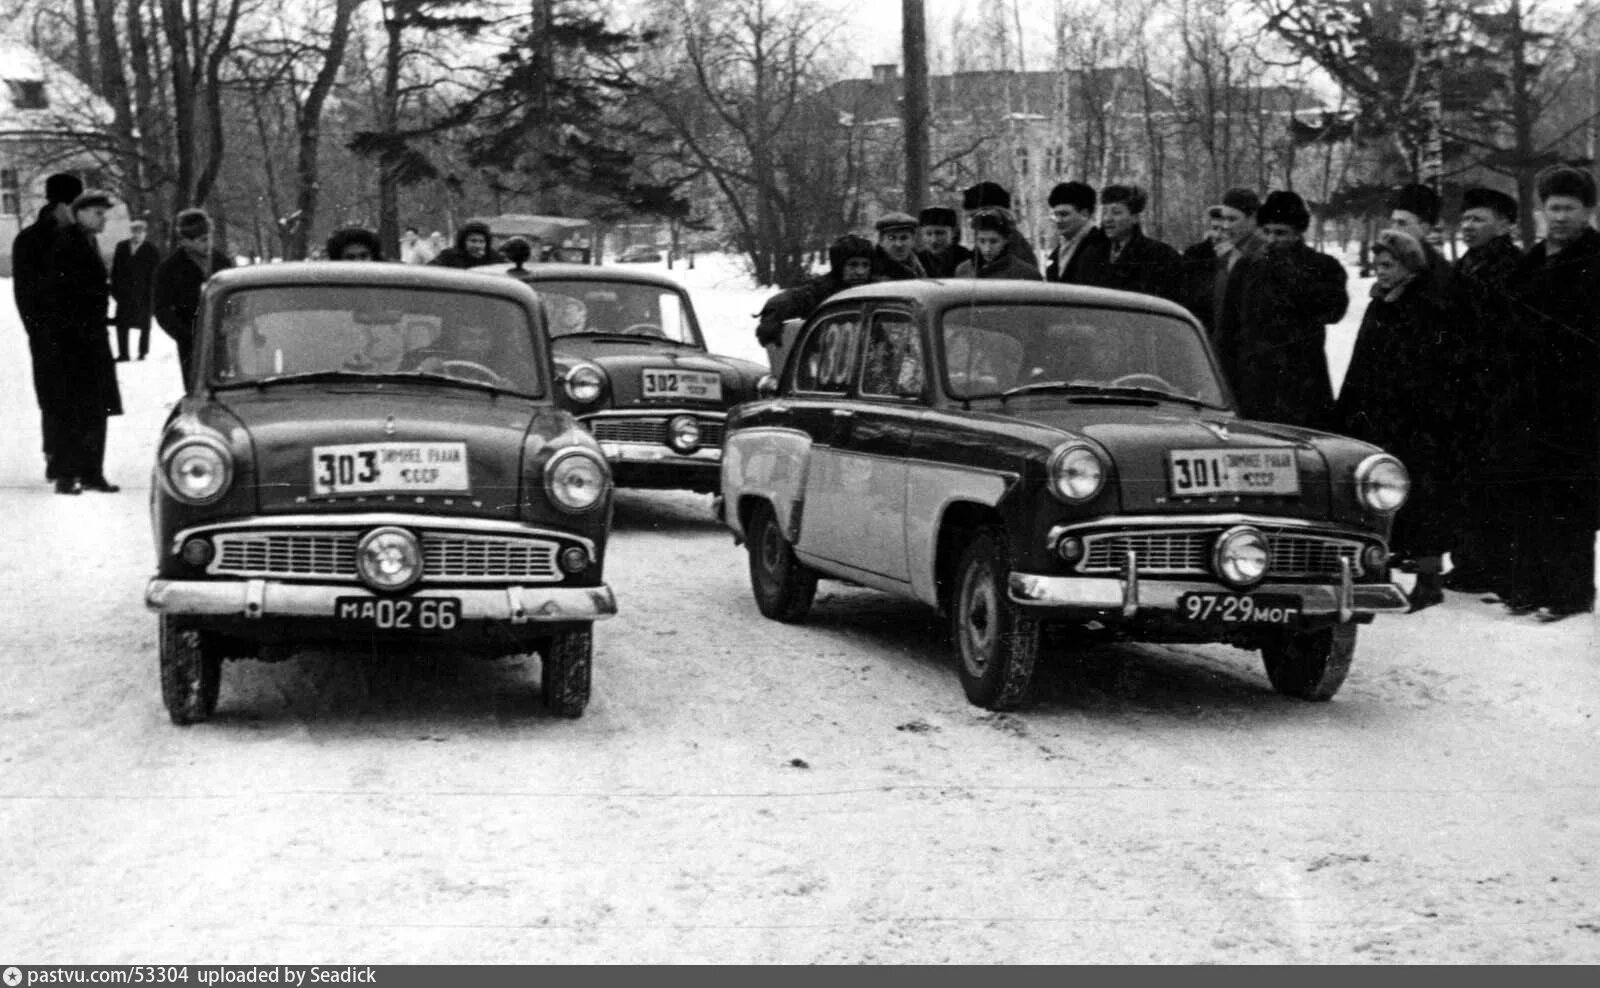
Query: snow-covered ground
1 258 1597 964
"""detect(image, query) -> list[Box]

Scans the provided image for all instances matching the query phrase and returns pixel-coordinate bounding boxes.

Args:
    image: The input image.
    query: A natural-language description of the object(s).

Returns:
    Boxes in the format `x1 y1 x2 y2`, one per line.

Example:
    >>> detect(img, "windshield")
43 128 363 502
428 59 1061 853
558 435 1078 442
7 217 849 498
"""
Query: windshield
210 285 544 395
940 303 1227 406
528 279 701 345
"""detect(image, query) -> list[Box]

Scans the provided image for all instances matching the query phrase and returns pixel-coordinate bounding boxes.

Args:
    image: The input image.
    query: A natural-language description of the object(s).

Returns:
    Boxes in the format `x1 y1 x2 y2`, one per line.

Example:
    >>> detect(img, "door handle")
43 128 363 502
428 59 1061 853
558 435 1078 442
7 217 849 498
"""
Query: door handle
832 409 855 418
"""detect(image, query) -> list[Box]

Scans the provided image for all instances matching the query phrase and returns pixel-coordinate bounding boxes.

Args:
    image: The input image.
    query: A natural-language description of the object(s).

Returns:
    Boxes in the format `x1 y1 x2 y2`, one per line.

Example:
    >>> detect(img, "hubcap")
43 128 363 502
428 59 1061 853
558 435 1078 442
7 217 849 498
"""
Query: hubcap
959 562 997 677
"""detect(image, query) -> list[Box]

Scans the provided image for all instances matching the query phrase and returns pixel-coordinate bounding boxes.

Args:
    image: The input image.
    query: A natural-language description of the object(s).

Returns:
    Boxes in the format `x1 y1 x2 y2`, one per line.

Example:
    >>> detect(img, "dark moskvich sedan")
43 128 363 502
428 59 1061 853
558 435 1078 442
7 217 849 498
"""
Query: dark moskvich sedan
718 280 1412 710
490 262 767 492
145 263 616 724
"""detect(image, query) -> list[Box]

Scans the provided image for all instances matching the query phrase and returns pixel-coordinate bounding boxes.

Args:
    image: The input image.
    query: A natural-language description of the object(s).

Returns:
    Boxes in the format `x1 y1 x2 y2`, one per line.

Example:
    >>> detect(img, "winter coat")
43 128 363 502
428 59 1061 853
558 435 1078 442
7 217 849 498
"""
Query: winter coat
1450 235 1523 457
953 251 1044 281
872 246 927 281
39 224 122 421
1179 238 1220 335
429 223 501 269
1044 225 1110 286
111 238 161 329
1334 272 1454 555
917 244 973 279
153 247 235 358
1215 241 1346 430
1094 227 1182 304
755 274 854 347
12 204 67 411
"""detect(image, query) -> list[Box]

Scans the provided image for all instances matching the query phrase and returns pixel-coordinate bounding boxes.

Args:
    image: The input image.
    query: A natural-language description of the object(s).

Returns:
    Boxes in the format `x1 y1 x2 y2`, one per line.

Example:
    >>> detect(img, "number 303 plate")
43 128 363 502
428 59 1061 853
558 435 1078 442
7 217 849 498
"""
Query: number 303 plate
335 596 461 630
1178 592 1300 625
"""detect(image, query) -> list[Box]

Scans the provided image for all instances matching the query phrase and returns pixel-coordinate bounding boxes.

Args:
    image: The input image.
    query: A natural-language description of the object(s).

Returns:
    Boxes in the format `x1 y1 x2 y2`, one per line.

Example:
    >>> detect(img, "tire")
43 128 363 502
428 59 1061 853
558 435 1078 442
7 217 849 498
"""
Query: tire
541 625 593 718
1261 624 1357 701
158 616 222 725
951 527 1039 711
747 501 817 622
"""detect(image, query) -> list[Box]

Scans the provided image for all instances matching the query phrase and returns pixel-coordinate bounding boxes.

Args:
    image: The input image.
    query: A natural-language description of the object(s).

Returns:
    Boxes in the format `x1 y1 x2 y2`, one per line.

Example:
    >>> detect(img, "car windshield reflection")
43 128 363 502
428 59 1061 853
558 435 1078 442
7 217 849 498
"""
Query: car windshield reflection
210 285 544 395
941 303 1228 408
526 279 701 346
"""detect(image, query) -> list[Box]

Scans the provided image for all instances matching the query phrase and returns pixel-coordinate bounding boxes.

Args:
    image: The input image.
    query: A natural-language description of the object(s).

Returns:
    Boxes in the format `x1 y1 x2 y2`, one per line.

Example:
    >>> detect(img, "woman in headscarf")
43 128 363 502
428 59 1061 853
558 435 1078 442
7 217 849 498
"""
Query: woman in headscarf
1334 229 1455 611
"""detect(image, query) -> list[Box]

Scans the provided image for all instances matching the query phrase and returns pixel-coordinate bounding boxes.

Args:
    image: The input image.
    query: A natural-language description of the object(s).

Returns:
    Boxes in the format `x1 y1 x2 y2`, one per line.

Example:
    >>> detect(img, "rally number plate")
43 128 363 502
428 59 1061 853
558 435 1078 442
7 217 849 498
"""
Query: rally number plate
334 596 461 630
311 442 469 496
1178 592 1301 625
1168 448 1299 496
641 368 722 401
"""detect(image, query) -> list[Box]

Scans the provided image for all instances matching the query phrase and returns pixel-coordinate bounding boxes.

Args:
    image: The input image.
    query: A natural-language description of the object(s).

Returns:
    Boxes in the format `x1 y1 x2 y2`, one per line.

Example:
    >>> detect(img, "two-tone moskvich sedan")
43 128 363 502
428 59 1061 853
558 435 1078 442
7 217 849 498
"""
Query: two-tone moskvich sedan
490 262 767 492
718 280 1412 710
145 264 616 724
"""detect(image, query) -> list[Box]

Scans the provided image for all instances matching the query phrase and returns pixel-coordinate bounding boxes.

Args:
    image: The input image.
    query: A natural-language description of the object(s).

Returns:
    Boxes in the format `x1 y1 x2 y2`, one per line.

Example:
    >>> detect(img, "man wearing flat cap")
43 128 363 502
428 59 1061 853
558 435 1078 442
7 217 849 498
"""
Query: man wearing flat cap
872 211 928 280
10 172 82 484
1499 165 1600 619
1388 182 1453 299
961 181 1040 269
1447 186 1523 596
915 207 971 278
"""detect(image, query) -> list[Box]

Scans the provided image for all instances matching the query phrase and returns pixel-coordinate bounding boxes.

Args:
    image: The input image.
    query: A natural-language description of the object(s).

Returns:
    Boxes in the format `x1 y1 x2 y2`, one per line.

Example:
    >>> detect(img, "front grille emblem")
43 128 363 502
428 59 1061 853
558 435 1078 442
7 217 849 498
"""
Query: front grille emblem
1200 420 1231 441
384 414 396 436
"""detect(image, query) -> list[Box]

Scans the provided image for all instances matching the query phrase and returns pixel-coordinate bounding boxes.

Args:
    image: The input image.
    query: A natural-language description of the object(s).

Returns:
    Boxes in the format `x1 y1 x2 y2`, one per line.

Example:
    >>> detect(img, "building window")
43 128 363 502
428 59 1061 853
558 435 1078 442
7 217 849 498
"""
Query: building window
6 80 48 110
1046 145 1064 176
1015 145 1030 178
0 168 19 217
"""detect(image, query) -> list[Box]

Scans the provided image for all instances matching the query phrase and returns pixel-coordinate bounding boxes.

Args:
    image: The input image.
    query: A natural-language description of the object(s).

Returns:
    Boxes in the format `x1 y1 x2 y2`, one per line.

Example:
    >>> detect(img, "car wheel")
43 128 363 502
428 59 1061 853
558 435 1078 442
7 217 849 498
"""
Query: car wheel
1261 624 1357 701
541 625 593 718
747 502 817 622
951 528 1038 710
159 616 222 725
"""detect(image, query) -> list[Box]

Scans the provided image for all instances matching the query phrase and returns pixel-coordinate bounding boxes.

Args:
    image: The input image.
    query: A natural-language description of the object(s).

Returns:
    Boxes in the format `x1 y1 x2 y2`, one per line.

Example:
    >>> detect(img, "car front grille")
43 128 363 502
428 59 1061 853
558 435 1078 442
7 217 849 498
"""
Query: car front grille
1079 530 1365 579
210 530 561 582
589 416 725 447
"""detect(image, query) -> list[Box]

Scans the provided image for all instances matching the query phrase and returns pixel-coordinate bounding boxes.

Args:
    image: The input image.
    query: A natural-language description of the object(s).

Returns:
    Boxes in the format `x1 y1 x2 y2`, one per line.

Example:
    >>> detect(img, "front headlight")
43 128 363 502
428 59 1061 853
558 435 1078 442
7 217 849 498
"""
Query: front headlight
544 447 609 512
1214 525 1270 588
668 414 701 454
162 436 233 504
1355 454 1410 514
564 364 604 404
1047 443 1105 502
356 527 422 592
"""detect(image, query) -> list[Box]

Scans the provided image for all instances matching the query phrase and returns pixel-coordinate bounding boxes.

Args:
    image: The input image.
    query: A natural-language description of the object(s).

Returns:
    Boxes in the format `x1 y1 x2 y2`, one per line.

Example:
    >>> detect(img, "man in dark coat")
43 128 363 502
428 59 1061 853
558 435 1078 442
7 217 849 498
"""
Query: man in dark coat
153 208 235 387
1180 206 1225 335
754 234 874 370
1043 181 1109 286
1388 182 1453 302
428 221 498 268
962 181 1040 269
1500 166 1600 620
41 191 124 494
872 212 928 280
915 207 972 278
1446 187 1524 596
110 219 161 361
10 172 82 482
1094 184 1182 303
1197 188 1266 341
954 209 1044 280
1215 190 1347 430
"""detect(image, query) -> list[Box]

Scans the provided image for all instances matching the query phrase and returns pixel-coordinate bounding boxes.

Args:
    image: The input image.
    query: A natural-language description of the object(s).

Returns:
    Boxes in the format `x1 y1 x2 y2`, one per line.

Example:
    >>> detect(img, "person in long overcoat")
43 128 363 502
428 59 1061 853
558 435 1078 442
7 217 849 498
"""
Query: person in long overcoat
41 191 124 494
1214 191 1347 431
1498 166 1600 620
153 208 235 387
1334 229 1452 610
10 172 83 481
954 209 1044 280
1179 207 1225 337
110 220 161 361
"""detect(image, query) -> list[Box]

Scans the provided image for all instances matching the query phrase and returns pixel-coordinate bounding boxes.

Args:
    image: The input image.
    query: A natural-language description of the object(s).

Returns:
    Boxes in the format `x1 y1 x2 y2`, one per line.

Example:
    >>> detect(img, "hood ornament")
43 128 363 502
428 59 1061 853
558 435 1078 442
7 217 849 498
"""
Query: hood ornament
1200 420 1231 441
384 414 396 437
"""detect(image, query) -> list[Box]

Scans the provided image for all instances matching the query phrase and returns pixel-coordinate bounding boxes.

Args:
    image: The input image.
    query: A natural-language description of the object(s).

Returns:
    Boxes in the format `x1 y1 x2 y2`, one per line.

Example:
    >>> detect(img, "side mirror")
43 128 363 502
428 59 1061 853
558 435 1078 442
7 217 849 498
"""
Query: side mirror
757 374 779 399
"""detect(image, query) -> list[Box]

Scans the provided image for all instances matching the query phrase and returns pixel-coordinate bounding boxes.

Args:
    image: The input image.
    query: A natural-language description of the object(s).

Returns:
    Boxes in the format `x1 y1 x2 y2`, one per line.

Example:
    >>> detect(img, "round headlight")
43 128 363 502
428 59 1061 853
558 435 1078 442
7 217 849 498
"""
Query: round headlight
163 436 233 504
356 527 422 592
1214 526 1270 588
1355 454 1410 514
668 415 701 454
1048 443 1105 502
545 448 609 512
564 364 604 404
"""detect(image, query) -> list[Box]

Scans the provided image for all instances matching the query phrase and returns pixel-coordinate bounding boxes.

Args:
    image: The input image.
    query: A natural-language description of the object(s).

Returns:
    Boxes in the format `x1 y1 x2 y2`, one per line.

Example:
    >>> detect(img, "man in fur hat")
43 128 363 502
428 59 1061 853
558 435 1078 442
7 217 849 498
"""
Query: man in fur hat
915 206 971 278
1044 181 1109 286
754 233 875 370
1388 182 1453 299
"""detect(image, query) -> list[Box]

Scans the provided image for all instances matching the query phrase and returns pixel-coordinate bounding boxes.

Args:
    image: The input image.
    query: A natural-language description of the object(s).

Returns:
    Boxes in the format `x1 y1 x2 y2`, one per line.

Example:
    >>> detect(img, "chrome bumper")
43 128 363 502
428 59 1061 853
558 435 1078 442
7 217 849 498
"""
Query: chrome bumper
146 579 617 624
597 441 720 468
1008 560 1408 622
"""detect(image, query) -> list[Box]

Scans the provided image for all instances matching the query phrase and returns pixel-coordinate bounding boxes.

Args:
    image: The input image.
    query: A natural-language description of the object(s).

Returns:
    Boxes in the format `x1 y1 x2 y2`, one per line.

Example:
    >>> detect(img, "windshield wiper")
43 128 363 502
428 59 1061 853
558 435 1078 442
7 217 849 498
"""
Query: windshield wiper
995 379 1220 409
571 332 700 347
1090 385 1220 409
217 368 516 397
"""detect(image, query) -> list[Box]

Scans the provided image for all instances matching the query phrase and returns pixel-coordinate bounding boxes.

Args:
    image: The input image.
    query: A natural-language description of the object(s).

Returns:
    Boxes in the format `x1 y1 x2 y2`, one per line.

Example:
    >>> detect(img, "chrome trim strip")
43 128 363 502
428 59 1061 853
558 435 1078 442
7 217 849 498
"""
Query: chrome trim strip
595 441 721 465
169 514 598 561
1048 513 1384 544
1121 549 1139 619
146 579 617 623
581 409 728 422
1338 556 1355 623
1007 572 1409 616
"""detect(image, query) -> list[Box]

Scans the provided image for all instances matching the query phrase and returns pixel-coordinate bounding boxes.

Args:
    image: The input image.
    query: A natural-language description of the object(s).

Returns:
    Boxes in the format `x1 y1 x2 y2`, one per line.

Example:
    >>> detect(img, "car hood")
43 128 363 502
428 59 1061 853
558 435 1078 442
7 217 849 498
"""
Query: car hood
215 384 570 518
554 338 766 407
995 400 1333 518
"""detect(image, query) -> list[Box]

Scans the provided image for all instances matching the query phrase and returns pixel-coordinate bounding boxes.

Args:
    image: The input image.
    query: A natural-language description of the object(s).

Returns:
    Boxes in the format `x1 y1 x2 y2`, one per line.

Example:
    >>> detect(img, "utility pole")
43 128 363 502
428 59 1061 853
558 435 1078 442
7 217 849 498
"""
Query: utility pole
903 0 929 214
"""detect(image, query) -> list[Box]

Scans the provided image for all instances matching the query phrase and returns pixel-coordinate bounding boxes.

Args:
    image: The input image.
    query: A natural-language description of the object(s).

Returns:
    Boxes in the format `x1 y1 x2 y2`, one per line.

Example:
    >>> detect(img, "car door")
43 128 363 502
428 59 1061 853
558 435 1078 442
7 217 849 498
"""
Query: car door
788 306 870 570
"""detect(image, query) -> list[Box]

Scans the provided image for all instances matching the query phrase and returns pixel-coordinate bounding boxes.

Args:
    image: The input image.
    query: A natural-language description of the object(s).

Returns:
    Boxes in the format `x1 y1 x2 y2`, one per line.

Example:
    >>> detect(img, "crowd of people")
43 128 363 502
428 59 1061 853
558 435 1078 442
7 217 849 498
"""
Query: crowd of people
755 171 1600 621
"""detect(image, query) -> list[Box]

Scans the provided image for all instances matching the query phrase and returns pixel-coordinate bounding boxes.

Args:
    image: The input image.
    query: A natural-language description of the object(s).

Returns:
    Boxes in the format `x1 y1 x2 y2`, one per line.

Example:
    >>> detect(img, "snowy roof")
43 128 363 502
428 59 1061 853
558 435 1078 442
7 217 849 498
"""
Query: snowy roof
0 37 114 136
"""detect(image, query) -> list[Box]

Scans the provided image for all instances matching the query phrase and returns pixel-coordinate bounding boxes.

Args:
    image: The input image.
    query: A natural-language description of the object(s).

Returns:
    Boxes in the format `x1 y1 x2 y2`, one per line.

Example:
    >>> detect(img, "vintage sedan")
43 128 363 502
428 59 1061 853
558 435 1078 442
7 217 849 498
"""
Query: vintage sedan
718 280 1412 710
489 262 767 492
145 263 616 724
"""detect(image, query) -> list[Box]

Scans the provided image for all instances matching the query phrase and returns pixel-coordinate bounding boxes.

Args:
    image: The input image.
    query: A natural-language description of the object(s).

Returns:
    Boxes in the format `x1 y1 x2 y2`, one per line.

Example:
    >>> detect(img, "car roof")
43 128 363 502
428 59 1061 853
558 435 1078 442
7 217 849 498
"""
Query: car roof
475 261 691 293
207 261 543 303
825 279 1200 323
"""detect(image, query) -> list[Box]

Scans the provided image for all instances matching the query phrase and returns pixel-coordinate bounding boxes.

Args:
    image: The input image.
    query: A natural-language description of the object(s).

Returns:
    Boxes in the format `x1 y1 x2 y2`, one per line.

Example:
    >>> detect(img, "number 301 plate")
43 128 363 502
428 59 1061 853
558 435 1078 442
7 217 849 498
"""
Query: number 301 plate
1178 592 1300 625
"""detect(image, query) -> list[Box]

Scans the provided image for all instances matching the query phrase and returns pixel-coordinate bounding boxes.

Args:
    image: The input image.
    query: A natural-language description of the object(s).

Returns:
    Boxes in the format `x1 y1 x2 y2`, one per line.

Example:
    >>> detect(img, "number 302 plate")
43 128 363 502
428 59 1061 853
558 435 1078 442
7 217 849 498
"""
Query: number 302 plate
1178 592 1300 625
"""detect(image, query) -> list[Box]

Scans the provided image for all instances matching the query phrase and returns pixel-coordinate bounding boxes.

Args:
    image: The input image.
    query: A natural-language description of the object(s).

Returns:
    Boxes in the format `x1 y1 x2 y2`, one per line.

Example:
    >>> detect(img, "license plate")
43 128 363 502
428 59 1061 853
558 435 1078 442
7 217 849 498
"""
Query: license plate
334 596 461 630
311 442 469 496
1178 592 1301 625
641 368 722 401
1168 448 1299 496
